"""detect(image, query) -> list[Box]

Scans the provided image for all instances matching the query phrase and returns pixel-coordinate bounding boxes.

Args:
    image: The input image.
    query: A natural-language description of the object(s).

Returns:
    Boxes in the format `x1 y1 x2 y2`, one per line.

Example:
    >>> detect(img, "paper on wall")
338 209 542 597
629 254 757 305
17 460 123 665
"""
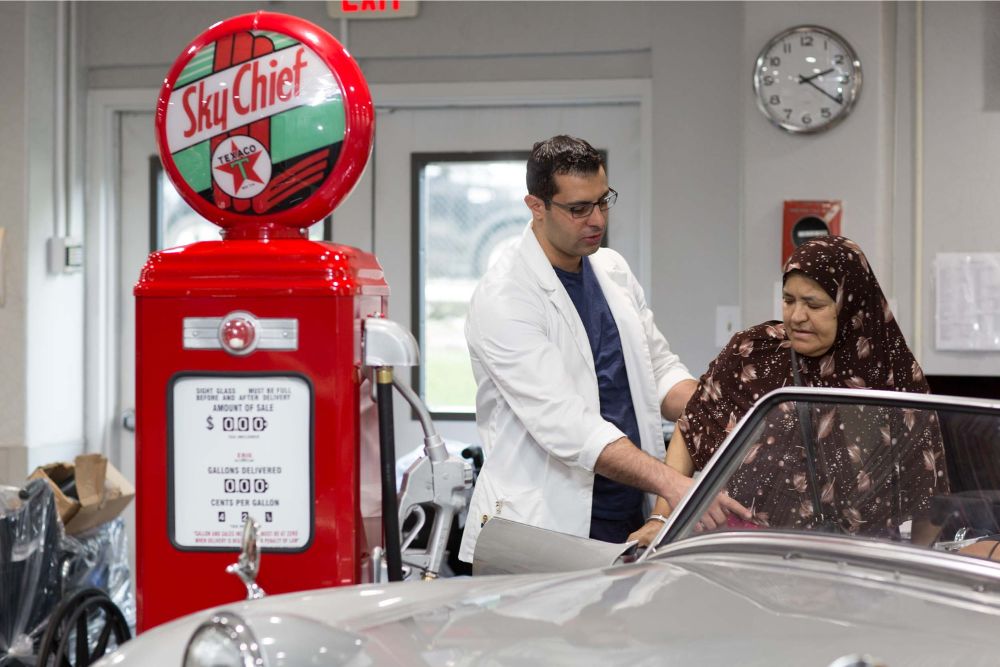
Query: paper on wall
934 252 1000 351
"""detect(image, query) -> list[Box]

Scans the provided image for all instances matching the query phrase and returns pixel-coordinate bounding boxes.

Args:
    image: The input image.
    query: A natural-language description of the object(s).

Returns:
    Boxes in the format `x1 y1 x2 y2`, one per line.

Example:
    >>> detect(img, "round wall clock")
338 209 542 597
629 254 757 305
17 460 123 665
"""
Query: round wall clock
753 25 862 134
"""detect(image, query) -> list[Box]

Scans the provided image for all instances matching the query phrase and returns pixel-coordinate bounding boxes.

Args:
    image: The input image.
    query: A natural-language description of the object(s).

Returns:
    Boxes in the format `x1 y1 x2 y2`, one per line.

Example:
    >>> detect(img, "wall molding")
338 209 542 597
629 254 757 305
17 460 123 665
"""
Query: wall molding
85 88 157 468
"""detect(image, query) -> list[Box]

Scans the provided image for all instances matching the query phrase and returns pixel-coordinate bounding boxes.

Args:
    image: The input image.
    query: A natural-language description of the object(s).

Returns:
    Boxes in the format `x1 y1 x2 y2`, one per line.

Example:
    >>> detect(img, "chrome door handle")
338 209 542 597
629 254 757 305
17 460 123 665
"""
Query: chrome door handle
121 408 136 433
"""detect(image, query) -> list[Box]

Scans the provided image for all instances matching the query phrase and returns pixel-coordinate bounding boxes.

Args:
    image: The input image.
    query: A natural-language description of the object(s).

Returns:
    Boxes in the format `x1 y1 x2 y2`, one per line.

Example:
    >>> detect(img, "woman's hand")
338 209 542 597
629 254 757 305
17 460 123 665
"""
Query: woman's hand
694 491 751 532
628 519 665 547
662 427 753 532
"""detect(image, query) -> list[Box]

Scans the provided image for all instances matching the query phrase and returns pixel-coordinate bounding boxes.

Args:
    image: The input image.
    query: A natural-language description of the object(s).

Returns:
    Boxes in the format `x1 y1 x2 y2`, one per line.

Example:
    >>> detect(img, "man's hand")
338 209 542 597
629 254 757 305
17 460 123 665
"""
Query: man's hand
596 437 752 537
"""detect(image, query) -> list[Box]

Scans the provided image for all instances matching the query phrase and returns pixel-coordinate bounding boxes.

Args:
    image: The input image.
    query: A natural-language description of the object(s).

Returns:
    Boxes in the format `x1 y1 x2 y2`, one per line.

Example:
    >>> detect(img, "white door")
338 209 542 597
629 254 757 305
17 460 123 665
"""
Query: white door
366 100 644 457
116 111 157 570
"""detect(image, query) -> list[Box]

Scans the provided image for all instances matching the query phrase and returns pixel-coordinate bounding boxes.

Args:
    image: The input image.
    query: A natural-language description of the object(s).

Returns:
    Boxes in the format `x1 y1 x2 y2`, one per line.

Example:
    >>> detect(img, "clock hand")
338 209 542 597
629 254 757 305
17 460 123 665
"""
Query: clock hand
798 75 844 105
798 68 835 85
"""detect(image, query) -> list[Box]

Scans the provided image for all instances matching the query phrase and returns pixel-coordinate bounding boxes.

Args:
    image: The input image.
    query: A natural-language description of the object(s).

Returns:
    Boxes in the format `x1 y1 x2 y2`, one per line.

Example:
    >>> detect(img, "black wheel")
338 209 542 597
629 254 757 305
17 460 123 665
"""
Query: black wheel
37 588 131 667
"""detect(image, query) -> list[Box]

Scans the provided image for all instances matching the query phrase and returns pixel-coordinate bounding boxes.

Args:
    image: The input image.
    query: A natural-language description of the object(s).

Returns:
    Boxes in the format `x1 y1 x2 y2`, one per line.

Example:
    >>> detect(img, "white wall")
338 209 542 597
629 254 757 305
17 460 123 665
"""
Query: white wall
919 1 1000 375
0 2 29 482
24 3 86 469
83 1 657 88
0 2 86 485
741 3 898 328
650 2 744 371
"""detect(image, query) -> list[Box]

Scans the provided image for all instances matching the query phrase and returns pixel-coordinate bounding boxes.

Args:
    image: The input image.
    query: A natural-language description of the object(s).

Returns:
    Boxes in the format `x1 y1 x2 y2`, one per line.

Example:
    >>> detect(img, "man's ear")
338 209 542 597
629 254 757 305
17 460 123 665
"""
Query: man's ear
525 194 546 220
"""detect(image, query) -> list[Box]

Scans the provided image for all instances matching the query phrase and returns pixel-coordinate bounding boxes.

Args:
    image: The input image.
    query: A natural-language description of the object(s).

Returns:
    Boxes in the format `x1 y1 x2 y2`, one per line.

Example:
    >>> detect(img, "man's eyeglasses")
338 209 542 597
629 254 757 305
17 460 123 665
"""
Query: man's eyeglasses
547 188 618 219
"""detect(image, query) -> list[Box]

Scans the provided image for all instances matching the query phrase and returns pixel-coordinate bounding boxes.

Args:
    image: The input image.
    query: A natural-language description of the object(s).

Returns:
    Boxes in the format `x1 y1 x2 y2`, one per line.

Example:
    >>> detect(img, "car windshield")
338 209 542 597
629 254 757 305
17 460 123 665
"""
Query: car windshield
658 389 1000 562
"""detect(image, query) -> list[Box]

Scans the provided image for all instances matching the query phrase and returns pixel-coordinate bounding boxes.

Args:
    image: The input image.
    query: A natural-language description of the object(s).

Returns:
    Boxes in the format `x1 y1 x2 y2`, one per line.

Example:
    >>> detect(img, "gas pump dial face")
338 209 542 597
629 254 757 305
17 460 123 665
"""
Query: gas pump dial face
155 12 374 231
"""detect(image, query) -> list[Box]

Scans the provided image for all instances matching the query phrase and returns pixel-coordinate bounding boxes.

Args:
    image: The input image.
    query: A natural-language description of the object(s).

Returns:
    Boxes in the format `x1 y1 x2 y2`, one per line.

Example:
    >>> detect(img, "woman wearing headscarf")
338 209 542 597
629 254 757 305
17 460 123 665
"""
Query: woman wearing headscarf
631 236 948 545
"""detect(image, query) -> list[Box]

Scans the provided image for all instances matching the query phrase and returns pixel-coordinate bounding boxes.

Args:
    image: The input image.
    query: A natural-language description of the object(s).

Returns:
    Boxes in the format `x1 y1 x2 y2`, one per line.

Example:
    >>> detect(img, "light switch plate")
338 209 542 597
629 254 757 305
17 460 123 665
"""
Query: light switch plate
47 236 83 274
0 227 5 306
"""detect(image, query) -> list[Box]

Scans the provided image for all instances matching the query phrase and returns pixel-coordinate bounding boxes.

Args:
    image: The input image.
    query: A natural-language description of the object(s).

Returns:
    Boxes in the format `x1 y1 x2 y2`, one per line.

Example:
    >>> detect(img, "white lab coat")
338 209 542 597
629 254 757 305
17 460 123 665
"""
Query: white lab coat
459 223 693 563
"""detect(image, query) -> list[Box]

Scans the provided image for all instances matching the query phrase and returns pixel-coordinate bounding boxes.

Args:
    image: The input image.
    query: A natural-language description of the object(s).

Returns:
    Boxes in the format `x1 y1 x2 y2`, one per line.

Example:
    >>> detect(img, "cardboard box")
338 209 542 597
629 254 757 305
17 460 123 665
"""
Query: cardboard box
28 454 135 535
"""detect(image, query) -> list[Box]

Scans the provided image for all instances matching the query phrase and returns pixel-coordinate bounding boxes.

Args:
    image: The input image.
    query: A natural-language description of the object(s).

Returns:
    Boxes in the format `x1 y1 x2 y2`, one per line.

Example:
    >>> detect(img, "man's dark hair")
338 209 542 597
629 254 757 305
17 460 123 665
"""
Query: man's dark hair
526 135 605 203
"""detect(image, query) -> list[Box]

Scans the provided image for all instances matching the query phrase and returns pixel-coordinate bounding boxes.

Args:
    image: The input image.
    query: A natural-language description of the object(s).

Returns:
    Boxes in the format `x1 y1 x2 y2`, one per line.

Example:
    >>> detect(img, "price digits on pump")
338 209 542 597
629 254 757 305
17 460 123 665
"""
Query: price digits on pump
205 416 268 432
223 478 270 494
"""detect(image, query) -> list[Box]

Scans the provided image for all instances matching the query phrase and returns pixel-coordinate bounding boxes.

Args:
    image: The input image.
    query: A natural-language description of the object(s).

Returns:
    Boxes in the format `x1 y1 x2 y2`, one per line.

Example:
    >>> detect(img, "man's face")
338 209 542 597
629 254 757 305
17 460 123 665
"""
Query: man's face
527 167 609 272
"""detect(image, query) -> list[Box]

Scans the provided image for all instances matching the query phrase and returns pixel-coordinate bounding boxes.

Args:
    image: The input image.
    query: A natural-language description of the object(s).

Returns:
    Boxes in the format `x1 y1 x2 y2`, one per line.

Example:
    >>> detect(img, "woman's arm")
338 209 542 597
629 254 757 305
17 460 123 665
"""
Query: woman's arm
628 429 695 546
665 426 695 476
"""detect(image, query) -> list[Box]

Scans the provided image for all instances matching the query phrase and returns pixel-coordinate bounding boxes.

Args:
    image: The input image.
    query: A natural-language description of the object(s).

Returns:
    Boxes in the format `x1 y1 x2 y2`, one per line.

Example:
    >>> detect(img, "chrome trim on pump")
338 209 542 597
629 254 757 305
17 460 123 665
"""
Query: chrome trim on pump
183 314 299 351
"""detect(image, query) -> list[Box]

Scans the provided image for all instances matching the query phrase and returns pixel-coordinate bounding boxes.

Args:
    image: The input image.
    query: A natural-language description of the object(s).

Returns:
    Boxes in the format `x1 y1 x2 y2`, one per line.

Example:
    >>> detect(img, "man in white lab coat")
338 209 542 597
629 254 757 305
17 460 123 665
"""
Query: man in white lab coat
459 136 748 563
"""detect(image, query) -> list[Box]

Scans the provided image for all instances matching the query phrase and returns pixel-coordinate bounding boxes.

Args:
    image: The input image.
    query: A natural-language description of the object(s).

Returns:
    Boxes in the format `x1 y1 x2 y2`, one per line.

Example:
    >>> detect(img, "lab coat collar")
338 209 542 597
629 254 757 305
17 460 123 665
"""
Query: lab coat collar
518 222 596 372
518 221 561 292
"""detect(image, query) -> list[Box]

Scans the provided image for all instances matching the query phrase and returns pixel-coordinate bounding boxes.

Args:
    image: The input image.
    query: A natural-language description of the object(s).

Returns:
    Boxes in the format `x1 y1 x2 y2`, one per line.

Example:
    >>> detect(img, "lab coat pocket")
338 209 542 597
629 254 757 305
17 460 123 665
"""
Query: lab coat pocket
489 490 538 526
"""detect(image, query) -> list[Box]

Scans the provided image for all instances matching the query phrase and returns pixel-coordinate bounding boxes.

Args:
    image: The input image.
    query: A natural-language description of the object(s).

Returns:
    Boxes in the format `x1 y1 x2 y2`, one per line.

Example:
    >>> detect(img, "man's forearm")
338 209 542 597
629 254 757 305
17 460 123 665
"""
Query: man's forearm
661 379 698 421
594 437 687 504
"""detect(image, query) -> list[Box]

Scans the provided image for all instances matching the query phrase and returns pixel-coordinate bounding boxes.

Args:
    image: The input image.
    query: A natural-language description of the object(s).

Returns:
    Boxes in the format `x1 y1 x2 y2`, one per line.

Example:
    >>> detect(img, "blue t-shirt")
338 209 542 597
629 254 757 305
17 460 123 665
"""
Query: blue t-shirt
553 257 643 521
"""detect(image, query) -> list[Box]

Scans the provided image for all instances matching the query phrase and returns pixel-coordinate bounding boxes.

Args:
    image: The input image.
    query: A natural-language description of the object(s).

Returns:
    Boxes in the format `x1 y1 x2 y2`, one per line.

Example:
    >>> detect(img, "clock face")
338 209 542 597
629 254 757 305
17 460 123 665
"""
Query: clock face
753 26 862 134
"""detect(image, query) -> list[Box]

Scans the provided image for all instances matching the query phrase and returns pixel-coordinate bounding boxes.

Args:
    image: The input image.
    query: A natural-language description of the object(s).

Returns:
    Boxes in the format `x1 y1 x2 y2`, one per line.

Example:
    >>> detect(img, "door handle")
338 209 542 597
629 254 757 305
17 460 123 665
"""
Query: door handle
121 408 136 433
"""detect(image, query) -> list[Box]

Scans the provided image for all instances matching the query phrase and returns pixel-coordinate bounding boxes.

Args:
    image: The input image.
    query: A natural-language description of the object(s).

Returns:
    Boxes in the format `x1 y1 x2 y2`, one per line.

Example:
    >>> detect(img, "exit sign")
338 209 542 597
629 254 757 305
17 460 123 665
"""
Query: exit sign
327 0 419 19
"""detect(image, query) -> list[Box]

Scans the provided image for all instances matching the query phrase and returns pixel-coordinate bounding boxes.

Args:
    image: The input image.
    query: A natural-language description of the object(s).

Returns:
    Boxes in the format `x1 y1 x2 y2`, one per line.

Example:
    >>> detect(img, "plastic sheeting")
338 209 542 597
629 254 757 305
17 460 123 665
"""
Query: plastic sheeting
63 516 136 635
0 480 134 665
0 480 63 663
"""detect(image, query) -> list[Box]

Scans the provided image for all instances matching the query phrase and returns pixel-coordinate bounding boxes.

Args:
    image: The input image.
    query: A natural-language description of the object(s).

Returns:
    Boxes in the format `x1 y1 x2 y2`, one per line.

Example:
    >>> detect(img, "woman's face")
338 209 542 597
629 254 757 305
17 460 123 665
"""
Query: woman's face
782 272 838 357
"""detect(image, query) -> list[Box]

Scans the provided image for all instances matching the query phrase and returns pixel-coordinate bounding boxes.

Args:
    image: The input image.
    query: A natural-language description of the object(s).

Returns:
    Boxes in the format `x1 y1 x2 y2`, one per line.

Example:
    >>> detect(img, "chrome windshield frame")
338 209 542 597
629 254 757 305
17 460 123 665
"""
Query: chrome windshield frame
639 387 1000 562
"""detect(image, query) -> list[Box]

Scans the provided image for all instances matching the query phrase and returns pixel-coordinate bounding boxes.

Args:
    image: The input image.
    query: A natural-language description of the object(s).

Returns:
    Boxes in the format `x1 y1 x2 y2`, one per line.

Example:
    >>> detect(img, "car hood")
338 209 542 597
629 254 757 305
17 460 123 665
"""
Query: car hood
101 544 1000 666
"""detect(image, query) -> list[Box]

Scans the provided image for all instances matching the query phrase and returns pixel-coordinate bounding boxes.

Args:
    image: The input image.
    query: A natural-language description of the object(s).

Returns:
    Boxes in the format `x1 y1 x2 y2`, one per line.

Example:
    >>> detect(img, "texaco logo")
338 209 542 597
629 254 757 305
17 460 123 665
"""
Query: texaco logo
211 136 272 199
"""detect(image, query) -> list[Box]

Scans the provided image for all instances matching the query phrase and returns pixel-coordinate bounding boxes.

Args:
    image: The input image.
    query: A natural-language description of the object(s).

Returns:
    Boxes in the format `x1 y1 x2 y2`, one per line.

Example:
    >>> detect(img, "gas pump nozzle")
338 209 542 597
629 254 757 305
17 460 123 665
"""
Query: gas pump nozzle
392 379 473 581
362 318 473 583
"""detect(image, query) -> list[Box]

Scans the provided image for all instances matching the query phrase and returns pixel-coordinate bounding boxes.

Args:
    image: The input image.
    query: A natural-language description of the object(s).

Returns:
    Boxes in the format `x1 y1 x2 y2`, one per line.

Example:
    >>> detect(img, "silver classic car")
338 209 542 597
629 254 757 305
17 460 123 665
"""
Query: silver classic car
98 388 1000 666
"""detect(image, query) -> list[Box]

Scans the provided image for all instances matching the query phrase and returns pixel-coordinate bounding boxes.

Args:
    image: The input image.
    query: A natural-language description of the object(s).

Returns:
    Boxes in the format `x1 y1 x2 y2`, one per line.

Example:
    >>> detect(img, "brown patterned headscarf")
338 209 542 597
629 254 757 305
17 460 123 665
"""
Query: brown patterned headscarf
679 236 948 535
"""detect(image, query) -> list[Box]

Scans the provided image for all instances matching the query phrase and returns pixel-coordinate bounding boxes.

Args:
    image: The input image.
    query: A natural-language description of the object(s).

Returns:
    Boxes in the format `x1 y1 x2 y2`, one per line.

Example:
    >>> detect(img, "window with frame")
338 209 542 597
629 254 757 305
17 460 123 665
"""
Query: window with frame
150 158 328 251
412 152 529 418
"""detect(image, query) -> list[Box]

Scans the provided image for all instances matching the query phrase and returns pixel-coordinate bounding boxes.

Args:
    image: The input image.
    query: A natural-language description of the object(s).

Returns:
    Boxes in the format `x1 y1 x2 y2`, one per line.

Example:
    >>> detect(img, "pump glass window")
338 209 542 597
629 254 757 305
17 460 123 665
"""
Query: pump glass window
151 159 326 251
413 153 528 417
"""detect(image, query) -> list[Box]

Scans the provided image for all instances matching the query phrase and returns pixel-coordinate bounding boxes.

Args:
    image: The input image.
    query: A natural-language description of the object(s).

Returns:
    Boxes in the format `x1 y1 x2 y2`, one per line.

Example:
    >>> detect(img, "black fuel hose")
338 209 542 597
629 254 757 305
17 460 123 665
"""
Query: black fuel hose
376 368 404 581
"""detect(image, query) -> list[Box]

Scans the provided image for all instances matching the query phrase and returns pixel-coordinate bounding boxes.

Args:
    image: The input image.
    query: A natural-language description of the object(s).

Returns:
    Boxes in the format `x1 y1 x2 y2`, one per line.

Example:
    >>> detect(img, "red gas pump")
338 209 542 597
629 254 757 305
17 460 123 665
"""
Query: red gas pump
136 12 381 631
